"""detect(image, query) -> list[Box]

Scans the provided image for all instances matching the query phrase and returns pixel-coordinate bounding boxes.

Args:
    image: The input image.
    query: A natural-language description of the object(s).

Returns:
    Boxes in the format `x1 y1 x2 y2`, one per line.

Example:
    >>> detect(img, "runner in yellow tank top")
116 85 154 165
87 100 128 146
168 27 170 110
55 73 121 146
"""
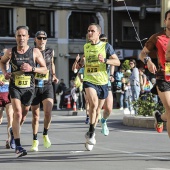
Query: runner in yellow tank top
83 23 120 150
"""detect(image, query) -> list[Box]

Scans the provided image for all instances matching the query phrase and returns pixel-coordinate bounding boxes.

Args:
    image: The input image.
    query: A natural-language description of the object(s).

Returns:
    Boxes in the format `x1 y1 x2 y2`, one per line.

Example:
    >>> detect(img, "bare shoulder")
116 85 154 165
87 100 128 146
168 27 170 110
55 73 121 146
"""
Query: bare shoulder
33 47 42 58
4 48 12 59
33 47 41 54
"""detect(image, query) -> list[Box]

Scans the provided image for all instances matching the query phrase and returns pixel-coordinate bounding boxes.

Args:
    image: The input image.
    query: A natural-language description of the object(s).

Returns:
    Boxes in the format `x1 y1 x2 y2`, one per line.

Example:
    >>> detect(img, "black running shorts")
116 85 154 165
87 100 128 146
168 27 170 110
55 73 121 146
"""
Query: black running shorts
31 84 54 106
9 86 35 106
156 79 170 92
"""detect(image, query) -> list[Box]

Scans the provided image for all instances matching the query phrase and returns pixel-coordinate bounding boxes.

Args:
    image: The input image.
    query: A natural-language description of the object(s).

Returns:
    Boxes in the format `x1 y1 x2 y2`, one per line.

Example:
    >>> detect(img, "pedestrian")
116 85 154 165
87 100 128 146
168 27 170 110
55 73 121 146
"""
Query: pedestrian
83 23 120 149
139 9 170 133
30 30 59 152
0 26 47 157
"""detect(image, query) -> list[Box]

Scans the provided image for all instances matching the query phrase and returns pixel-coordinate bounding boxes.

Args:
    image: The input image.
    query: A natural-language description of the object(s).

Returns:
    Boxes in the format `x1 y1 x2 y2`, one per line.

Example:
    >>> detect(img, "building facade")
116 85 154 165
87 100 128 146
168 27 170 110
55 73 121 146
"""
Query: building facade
0 0 167 86
0 0 109 87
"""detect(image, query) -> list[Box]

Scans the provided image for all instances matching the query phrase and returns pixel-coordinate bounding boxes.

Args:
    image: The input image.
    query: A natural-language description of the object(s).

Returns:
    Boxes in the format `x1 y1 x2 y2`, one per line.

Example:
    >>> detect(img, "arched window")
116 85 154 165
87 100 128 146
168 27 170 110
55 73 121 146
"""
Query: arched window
26 9 54 38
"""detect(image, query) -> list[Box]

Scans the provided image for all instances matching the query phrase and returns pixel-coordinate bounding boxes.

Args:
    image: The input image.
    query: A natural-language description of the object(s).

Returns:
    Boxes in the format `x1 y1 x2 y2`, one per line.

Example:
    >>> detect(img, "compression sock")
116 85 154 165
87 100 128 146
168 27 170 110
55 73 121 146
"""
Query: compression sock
33 134 38 140
43 128 48 135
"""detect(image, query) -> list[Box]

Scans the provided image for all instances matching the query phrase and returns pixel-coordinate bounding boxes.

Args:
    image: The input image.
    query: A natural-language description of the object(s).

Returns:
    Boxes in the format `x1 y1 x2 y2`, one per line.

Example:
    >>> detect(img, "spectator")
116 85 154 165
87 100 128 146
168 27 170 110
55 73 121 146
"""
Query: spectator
114 67 124 108
129 59 140 115
56 79 67 109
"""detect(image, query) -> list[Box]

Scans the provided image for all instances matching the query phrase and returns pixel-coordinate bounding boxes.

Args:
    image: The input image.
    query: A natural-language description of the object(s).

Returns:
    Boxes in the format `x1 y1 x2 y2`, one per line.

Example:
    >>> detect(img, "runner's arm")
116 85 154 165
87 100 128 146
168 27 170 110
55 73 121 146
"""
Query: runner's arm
0 49 11 75
33 48 47 74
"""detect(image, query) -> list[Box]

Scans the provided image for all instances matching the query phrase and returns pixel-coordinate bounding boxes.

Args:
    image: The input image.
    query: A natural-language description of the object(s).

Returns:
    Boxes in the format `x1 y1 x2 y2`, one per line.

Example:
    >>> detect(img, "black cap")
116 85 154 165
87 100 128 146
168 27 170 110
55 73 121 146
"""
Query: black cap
35 31 47 37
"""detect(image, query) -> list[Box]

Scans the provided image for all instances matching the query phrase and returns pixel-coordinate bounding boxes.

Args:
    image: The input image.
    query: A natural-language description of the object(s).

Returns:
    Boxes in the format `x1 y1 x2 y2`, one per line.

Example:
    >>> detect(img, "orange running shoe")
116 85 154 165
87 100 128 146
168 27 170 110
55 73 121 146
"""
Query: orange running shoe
154 110 163 133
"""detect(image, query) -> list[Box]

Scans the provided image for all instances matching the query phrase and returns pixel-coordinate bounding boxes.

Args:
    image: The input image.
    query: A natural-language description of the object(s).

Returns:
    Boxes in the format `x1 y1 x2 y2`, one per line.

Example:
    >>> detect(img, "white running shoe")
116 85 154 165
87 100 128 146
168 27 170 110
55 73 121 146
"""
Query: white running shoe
85 132 96 145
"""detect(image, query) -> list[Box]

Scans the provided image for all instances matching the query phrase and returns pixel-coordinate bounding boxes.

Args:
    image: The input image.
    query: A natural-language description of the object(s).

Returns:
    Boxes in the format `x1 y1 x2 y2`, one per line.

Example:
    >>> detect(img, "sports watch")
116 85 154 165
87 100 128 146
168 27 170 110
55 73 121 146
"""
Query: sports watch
32 67 35 72
104 58 108 64
144 56 151 65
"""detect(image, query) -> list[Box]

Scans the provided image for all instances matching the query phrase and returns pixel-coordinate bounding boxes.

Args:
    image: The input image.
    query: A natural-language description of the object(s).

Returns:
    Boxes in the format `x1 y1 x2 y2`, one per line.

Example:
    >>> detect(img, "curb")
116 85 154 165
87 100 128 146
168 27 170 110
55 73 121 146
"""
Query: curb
123 115 166 129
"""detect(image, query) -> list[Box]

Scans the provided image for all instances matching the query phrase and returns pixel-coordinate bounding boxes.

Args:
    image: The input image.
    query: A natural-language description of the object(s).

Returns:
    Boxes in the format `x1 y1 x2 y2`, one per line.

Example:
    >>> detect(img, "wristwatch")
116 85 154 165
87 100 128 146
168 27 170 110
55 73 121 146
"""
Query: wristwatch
144 56 151 65
32 67 35 72
104 58 108 64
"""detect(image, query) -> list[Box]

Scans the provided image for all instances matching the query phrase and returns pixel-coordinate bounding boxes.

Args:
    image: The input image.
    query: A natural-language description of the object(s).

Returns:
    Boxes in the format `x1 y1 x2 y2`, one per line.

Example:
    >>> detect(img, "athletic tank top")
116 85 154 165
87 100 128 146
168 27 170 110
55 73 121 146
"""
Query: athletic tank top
0 65 11 92
35 48 53 87
83 41 108 85
10 46 35 89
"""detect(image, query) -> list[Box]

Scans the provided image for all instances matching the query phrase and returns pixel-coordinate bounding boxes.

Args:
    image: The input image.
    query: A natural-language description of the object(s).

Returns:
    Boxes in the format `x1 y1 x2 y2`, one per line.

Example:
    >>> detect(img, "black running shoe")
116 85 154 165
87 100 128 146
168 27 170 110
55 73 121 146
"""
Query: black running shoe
15 146 27 158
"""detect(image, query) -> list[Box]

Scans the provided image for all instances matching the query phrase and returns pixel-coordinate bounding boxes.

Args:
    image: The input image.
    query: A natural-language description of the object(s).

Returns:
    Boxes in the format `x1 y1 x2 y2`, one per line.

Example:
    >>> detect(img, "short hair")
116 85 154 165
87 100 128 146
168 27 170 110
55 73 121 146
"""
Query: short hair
16 26 29 31
15 26 29 34
165 10 170 19
88 23 101 33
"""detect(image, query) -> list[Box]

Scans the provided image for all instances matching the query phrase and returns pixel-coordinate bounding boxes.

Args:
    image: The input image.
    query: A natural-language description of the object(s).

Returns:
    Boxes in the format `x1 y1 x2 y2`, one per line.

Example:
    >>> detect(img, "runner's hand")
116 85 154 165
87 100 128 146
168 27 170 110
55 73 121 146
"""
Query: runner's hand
20 63 32 72
0 81 4 86
147 60 157 74
98 54 104 63
4 72 11 80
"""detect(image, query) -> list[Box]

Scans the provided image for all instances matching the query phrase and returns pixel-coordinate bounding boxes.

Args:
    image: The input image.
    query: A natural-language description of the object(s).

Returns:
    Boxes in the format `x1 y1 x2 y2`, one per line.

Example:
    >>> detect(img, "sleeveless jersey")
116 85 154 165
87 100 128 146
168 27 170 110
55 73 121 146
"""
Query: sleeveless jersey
83 41 108 85
35 48 53 87
0 65 11 92
10 47 35 89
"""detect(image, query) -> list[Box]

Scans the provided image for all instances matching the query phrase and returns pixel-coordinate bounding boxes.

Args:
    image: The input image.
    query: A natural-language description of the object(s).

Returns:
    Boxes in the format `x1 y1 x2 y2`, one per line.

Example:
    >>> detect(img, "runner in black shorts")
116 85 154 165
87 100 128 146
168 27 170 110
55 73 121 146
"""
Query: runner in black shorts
83 23 120 150
30 31 59 152
0 26 47 157
139 10 170 134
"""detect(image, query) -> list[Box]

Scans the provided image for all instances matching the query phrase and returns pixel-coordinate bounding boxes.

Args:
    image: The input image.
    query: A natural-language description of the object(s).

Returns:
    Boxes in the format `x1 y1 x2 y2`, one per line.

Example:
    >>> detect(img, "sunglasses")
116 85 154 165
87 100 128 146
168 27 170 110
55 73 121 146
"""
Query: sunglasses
37 37 47 40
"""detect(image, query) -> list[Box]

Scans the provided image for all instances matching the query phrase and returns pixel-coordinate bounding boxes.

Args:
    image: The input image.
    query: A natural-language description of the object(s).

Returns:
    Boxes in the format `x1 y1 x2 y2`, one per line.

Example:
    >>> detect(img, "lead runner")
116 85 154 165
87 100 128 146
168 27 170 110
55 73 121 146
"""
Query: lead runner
0 26 47 157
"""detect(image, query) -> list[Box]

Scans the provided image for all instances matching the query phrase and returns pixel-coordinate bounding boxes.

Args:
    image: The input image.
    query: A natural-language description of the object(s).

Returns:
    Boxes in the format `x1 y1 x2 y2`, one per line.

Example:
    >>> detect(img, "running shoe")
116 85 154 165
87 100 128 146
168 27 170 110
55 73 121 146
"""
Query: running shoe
15 146 27 158
43 135 51 148
154 110 163 133
85 117 89 124
119 107 123 110
30 140 39 152
10 128 16 149
101 122 109 136
6 140 10 149
85 132 96 145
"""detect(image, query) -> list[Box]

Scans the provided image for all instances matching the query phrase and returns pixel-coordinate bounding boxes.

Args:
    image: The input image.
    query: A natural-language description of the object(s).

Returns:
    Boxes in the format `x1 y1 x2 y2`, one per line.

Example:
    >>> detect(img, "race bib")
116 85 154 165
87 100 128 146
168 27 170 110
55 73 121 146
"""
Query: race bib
165 62 170 82
35 70 49 80
86 67 98 74
165 62 170 76
15 75 31 88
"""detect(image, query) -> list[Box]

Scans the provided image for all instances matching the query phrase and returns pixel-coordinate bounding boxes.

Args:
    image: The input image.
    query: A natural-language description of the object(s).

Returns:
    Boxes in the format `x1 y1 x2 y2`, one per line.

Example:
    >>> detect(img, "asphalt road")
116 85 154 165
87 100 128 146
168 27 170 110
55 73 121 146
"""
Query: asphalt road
0 109 170 170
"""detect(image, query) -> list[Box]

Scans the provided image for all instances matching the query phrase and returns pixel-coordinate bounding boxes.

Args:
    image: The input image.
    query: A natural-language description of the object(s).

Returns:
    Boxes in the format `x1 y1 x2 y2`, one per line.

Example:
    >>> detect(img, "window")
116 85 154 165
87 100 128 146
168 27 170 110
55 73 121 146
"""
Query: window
0 8 13 36
122 21 139 41
69 12 99 39
26 9 54 38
